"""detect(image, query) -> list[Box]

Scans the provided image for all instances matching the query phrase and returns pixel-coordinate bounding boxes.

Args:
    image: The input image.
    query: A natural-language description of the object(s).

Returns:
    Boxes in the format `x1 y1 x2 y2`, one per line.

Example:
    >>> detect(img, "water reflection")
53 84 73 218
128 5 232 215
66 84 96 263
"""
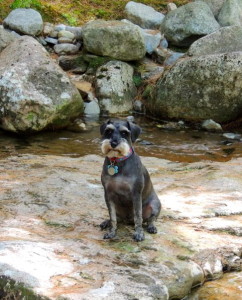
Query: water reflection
0 116 241 163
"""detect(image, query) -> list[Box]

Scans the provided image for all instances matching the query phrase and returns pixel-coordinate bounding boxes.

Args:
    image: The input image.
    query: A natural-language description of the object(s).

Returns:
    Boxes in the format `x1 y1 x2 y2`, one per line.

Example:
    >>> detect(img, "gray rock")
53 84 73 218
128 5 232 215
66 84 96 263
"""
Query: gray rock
164 52 185 66
193 250 224 280
124 1 165 29
82 20 146 61
54 43 80 55
96 60 136 114
137 58 164 79
37 36 47 46
223 132 241 140
134 99 144 113
58 30 75 40
188 25 242 56
160 37 169 48
45 37 58 45
54 24 66 32
58 37 74 44
161 1 220 47
43 22 55 36
167 3 177 11
202 119 223 131
142 29 162 54
0 36 83 133
153 47 170 64
65 25 83 40
3 8 43 36
0 25 20 52
121 19 162 54
0 153 241 299
49 30 58 38
196 0 226 17
218 0 242 26
148 52 242 123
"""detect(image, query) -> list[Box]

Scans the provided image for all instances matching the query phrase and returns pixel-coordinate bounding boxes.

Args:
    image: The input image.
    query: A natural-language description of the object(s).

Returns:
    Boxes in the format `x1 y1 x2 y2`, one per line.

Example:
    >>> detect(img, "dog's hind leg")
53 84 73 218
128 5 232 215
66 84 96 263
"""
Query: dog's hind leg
147 215 158 234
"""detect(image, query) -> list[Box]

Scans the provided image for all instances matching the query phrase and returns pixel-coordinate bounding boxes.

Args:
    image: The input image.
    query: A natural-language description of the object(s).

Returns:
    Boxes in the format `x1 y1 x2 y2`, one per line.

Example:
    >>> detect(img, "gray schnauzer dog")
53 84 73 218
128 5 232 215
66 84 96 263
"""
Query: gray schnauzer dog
100 119 161 242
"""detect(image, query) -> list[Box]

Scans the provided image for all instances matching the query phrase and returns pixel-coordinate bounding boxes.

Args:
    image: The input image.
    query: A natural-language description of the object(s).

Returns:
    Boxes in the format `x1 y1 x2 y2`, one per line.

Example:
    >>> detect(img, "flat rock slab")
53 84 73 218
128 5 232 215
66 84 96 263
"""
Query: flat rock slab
0 154 241 299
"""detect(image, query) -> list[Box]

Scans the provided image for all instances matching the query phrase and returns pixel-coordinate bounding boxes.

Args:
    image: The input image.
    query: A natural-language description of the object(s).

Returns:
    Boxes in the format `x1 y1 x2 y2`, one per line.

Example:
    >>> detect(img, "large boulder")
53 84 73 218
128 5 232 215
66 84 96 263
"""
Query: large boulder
217 0 242 26
147 52 242 123
188 25 242 56
161 1 220 47
0 36 83 133
0 25 19 53
95 60 136 114
124 1 165 29
196 0 225 18
82 20 146 61
3 8 43 36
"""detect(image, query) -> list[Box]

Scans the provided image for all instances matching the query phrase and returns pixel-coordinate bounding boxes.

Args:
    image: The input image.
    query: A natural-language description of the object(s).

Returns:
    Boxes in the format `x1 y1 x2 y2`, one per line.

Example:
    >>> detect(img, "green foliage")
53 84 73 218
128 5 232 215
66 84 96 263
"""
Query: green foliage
133 74 143 87
62 12 78 26
10 0 42 9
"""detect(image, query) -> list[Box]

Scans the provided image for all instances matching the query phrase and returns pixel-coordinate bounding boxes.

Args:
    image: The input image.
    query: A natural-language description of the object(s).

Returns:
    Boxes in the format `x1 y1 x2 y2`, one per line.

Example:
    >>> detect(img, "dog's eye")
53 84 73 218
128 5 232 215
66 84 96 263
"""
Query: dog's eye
120 131 128 137
105 129 113 136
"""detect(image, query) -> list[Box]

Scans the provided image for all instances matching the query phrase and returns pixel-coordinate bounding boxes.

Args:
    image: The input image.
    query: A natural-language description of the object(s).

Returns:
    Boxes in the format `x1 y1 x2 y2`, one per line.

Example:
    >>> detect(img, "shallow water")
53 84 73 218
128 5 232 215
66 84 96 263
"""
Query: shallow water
0 116 242 163
187 272 242 300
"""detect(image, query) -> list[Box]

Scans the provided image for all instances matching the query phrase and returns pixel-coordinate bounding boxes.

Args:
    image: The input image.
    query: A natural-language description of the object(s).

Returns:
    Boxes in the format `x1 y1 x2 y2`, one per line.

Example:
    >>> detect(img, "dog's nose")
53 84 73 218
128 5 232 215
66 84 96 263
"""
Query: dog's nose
111 141 118 148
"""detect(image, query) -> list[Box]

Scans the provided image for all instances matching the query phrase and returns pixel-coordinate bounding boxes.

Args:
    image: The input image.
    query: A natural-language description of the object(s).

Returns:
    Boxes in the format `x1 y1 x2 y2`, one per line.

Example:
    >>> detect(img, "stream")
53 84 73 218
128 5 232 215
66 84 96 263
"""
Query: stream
0 115 241 299
1 116 242 163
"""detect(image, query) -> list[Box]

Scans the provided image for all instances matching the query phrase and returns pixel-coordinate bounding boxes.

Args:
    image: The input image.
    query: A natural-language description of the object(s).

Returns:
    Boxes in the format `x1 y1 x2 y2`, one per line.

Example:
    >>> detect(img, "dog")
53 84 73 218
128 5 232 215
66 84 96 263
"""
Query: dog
100 119 161 242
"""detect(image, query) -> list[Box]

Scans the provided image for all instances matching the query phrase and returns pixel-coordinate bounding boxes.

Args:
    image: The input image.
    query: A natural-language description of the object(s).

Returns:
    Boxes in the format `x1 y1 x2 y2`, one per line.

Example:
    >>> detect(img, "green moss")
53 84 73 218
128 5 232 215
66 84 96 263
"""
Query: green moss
83 55 111 71
107 241 141 253
45 220 72 228
26 112 37 122
50 95 84 128
142 84 155 99
133 74 143 87
0 276 50 300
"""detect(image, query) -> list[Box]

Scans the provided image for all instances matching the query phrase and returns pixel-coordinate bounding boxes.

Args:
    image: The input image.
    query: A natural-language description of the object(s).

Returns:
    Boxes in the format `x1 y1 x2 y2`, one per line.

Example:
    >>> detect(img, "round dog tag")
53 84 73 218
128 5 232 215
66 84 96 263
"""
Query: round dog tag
108 165 118 176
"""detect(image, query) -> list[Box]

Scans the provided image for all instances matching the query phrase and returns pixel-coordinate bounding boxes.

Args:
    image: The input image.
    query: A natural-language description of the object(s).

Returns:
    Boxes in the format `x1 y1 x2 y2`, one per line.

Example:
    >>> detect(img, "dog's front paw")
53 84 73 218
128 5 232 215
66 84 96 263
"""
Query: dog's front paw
133 230 145 242
147 224 157 234
100 219 111 230
103 231 116 239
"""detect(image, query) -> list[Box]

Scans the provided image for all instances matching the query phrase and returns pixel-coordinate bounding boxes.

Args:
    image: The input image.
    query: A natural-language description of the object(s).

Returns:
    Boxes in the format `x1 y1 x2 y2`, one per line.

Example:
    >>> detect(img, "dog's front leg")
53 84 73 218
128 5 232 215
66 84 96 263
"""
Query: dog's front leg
133 195 145 242
103 199 117 239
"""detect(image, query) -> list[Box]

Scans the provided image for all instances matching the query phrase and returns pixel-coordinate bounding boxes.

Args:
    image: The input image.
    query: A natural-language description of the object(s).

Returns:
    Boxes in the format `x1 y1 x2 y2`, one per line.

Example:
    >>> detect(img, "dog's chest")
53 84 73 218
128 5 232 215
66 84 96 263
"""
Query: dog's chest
104 175 134 195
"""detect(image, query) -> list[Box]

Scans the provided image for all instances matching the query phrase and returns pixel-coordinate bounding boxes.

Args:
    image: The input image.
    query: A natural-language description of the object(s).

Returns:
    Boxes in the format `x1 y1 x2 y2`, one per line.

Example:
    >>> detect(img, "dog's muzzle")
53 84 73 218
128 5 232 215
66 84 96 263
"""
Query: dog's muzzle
101 139 130 158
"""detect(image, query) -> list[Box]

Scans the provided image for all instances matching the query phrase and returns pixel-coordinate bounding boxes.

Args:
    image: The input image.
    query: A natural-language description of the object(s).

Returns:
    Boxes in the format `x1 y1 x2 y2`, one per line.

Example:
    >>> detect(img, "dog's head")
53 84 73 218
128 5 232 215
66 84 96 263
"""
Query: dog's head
100 119 141 158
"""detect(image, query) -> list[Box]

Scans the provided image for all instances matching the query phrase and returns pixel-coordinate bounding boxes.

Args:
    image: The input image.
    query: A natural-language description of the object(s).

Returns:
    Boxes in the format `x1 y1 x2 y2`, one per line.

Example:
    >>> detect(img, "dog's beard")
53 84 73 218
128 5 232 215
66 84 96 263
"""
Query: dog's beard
101 139 130 158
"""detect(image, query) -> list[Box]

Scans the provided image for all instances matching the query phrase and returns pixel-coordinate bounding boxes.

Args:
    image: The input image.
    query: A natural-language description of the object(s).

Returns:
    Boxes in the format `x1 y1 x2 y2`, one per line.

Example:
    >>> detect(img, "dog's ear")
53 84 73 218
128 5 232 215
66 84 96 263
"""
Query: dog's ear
100 119 111 135
127 121 141 143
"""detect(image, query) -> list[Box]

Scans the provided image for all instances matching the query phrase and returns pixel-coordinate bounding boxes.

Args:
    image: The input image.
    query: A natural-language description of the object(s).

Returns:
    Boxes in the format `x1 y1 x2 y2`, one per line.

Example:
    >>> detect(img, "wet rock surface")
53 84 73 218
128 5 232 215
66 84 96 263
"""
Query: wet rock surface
0 153 241 299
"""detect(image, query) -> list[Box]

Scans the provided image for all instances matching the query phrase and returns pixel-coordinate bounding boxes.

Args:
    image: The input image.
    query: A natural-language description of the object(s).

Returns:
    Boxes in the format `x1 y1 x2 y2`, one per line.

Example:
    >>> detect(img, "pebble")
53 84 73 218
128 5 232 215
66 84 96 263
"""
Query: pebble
58 37 74 44
45 37 58 45
58 30 75 40
54 43 80 55
201 119 223 132
223 133 241 140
